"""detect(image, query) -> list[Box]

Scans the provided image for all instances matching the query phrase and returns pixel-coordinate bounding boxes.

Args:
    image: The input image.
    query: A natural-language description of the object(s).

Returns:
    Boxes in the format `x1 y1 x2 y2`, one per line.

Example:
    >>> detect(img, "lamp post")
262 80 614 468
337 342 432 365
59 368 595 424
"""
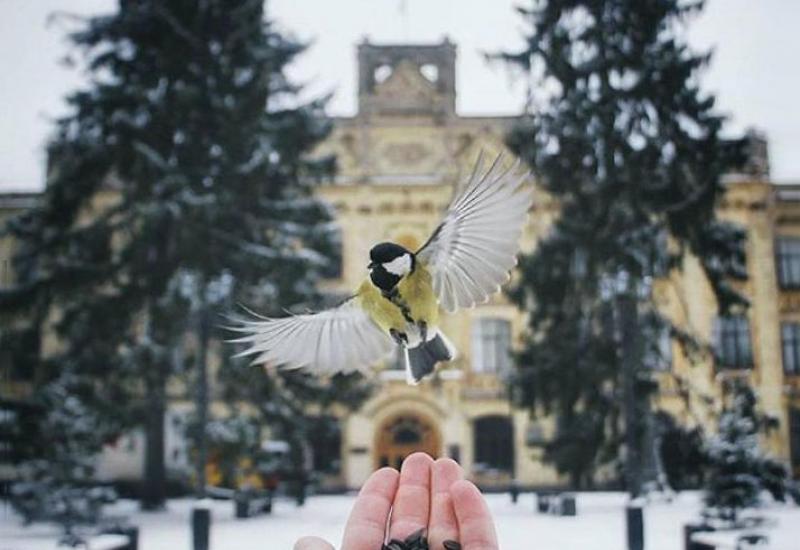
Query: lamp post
195 304 210 498
606 270 649 550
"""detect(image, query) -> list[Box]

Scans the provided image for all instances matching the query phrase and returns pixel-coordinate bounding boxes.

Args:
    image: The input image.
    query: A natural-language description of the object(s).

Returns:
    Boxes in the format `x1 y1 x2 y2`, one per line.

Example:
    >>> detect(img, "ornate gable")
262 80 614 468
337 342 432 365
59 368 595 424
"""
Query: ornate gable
373 60 438 106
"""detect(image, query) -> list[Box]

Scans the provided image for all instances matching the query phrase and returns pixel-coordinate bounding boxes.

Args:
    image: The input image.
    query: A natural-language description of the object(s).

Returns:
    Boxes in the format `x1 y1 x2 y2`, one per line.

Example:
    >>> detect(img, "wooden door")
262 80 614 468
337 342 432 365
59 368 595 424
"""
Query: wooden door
375 413 440 470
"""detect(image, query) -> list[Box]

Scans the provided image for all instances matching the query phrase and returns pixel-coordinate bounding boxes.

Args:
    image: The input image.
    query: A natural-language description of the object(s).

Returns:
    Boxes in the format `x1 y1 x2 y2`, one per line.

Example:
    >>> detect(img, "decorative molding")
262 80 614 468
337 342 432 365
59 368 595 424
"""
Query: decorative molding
383 142 430 166
778 292 800 313
461 387 508 400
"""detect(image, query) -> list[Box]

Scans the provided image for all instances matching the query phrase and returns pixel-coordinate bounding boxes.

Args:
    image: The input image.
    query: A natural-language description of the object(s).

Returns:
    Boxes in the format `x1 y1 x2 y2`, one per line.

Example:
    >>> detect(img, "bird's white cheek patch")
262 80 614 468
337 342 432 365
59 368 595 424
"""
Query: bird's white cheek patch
384 254 411 276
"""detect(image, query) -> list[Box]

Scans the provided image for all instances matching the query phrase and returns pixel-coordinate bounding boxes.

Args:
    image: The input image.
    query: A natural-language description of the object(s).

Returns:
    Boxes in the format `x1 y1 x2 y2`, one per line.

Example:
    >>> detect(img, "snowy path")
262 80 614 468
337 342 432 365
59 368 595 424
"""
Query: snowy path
2 492 800 550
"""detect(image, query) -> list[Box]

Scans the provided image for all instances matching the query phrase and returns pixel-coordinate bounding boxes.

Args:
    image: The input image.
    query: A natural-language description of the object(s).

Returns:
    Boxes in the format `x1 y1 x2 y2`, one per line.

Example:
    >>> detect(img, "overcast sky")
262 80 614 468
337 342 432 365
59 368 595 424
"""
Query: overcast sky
1 0 798 191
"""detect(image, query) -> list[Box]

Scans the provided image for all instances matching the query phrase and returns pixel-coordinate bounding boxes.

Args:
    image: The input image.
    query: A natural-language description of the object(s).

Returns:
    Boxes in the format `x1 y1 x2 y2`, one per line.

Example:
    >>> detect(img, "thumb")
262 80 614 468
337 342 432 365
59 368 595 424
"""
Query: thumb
293 536 335 550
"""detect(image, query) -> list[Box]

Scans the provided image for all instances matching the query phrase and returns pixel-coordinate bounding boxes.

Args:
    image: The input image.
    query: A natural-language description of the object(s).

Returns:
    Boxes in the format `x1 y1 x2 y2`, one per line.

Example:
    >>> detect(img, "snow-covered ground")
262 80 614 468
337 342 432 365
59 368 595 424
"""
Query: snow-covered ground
2 492 799 550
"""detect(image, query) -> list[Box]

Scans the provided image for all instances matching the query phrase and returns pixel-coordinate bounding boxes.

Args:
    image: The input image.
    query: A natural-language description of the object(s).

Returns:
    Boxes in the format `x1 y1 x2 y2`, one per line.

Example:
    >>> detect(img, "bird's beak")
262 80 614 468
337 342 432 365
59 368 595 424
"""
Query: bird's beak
368 261 377 270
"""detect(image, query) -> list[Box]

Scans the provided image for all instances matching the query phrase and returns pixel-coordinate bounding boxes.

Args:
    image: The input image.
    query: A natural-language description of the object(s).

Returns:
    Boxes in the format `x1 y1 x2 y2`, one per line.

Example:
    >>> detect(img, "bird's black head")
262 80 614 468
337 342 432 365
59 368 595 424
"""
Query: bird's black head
368 242 415 292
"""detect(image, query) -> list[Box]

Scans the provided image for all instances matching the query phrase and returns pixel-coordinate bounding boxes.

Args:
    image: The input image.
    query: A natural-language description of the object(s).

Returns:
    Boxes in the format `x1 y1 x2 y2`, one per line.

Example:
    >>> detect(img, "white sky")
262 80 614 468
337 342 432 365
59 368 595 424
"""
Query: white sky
1 0 798 192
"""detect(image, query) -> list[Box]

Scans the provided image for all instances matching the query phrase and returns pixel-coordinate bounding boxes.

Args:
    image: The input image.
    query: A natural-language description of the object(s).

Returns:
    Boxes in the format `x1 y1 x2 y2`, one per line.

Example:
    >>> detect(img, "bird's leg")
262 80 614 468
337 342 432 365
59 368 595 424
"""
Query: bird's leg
418 321 428 342
389 329 408 347
382 288 399 301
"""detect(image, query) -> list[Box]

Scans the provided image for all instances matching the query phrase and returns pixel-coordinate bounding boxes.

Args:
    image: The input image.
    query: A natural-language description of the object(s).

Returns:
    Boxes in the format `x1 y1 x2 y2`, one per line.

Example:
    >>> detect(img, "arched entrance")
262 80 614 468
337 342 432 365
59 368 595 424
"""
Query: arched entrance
375 413 440 470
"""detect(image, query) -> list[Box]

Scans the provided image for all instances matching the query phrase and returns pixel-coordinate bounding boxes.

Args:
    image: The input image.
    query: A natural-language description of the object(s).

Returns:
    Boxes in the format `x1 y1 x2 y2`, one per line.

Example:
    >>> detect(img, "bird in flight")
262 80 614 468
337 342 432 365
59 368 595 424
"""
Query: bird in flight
231 152 532 384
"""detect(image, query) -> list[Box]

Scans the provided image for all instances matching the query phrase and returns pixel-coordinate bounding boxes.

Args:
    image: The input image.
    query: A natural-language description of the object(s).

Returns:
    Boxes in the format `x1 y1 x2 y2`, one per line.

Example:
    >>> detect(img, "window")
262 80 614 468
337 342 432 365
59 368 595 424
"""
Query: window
0 327 38 382
373 64 393 84
419 64 439 83
471 318 512 374
321 226 343 279
473 416 514 473
782 322 800 375
714 316 753 369
309 416 342 475
791 408 800 473
776 237 800 288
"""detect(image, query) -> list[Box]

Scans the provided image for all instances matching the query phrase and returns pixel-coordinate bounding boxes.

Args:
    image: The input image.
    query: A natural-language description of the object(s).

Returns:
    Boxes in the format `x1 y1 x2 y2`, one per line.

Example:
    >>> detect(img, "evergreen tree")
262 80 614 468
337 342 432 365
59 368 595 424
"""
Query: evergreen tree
10 373 116 542
494 0 748 488
2 0 368 521
703 380 798 526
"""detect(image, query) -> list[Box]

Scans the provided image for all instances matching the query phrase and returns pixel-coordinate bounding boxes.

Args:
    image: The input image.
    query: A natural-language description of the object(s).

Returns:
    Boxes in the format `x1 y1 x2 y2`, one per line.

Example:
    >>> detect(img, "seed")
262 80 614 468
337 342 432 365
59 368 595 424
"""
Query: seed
443 541 462 550
404 528 428 549
405 528 426 543
379 529 432 550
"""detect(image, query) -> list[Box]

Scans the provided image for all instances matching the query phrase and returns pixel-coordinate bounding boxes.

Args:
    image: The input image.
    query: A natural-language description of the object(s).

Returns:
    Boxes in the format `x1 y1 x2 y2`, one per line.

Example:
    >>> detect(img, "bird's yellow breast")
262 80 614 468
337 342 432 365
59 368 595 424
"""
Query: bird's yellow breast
356 263 439 334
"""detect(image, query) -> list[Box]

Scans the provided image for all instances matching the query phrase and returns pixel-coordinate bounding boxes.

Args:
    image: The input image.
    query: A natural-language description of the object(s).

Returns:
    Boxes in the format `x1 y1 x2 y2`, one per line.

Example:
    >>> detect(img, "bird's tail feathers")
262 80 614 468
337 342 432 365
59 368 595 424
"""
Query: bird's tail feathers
404 330 457 385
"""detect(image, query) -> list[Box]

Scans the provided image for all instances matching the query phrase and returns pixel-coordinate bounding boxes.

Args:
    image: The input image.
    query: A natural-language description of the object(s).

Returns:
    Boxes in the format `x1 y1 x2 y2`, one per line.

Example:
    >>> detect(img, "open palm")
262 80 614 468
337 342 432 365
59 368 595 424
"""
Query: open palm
295 453 498 550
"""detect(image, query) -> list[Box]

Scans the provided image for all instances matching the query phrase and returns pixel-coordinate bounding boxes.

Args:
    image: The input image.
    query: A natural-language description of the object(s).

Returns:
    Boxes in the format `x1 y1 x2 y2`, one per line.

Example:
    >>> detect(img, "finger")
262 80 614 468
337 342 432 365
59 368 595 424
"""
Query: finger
388 452 434 541
293 536 335 550
429 458 463 549
450 480 498 550
342 467 400 550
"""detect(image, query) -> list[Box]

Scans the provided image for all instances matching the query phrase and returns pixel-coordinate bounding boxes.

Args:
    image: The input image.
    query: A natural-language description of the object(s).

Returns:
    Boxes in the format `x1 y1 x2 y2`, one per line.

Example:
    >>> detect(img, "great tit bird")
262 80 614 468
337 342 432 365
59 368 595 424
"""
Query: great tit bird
231 152 532 384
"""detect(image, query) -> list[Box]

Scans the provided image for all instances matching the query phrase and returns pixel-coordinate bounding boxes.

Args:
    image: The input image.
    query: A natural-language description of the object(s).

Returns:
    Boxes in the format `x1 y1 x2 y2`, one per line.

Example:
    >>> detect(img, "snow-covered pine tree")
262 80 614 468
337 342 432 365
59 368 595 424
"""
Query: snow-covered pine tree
494 0 749 489
10 373 116 541
2 0 369 518
703 380 798 526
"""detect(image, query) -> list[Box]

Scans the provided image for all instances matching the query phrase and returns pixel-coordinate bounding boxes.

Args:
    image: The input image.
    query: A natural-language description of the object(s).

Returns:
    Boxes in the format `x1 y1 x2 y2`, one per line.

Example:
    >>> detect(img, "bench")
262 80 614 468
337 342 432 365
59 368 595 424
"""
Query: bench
685 524 768 550
93 526 139 550
234 490 274 518
536 492 577 516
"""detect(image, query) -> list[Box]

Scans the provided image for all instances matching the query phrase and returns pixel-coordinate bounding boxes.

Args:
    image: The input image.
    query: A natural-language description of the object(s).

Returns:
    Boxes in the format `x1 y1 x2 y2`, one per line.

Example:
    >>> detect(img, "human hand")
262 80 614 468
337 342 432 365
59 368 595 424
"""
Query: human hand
294 453 498 550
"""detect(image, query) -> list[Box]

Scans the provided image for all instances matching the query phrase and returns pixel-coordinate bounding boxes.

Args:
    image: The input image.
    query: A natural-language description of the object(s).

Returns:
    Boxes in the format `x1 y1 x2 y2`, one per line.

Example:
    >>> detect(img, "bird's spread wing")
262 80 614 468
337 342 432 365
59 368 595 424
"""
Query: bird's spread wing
229 299 394 373
417 152 533 313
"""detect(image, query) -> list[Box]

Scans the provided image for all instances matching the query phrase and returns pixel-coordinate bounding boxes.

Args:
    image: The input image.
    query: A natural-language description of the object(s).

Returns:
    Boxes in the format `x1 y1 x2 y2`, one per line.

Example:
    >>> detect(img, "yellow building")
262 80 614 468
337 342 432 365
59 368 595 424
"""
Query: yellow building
308 40 800 489
2 39 799 491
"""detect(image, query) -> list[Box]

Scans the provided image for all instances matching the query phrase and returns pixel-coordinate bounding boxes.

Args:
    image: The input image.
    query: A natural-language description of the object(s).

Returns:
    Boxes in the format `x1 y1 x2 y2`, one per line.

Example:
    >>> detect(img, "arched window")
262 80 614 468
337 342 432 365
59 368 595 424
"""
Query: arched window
473 416 514 474
373 64 393 84
419 64 439 83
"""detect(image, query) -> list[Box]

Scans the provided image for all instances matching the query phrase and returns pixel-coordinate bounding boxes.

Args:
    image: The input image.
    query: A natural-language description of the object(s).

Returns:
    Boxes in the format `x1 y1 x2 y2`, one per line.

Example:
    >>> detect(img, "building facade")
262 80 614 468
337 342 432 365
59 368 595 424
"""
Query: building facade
308 40 800 489
2 39 800 491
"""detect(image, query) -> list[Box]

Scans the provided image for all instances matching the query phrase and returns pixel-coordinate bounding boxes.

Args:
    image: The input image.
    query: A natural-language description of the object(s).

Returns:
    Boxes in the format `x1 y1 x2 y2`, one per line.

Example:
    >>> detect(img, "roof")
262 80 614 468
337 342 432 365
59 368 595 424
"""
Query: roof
0 192 40 210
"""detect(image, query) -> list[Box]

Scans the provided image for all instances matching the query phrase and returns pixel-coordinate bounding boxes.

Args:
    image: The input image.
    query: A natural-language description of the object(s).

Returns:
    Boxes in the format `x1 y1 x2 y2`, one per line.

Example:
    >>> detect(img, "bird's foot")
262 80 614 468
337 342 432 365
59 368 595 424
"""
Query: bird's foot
418 321 428 342
389 329 408 347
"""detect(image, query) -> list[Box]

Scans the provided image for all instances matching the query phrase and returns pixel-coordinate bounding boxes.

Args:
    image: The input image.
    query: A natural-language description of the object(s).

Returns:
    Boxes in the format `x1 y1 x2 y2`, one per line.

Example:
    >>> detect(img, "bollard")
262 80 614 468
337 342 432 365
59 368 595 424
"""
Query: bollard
536 493 550 513
192 502 212 550
510 481 520 504
234 493 250 519
626 504 644 550
561 494 576 516
296 480 307 506
262 490 274 514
